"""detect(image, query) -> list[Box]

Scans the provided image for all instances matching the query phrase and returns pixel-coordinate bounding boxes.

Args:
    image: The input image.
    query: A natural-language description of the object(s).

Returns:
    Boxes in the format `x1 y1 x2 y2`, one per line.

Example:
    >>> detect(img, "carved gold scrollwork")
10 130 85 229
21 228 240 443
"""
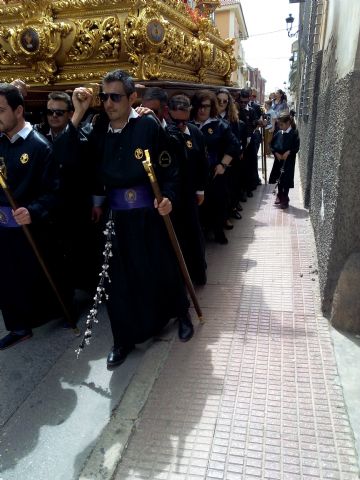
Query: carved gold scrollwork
163 26 201 69
67 17 121 62
0 0 72 83
0 0 237 86
0 43 19 66
124 7 168 80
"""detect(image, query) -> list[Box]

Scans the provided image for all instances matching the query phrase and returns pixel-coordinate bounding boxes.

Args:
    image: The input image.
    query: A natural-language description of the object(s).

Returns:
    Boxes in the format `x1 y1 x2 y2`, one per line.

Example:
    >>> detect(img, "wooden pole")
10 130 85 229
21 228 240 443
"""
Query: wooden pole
260 126 265 181
142 150 204 324
262 127 268 184
0 164 78 333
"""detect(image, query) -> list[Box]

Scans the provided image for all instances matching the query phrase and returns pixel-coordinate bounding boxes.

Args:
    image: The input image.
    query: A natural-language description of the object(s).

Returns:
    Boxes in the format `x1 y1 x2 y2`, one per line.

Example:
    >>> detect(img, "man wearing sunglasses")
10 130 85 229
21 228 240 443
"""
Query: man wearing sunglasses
166 94 208 286
141 87 169 129
34 90 99 299
137 90 208 288
80 69 191 367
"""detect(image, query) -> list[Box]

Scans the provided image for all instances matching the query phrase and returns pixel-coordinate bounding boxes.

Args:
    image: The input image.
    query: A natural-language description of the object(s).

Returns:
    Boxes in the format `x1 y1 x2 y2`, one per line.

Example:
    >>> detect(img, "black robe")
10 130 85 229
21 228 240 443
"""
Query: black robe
89 114 189 346
0 129 68 331
239 106 259 190
35 121 99 291
190 118 240 234
168 122 208 285
269 128 300 188
220 116 247 208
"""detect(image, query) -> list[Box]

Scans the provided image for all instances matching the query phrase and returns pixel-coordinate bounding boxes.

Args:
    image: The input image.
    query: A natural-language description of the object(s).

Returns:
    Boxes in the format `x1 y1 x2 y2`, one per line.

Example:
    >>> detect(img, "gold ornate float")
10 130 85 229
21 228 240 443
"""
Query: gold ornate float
0 0 236 87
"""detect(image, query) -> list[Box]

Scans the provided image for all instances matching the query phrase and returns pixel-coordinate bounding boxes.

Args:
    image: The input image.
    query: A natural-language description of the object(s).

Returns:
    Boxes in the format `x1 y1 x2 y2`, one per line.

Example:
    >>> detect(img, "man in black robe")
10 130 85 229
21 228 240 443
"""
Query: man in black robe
34 91 98 294
141 89 208 285
0 83 69 349
237 89 259 196
76 70 192 367
166 94 208 285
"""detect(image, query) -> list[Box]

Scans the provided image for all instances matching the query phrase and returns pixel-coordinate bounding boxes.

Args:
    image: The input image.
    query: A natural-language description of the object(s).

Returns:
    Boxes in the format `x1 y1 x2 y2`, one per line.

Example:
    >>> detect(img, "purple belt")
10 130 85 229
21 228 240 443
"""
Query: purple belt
109 186 154 210
0 206 20 228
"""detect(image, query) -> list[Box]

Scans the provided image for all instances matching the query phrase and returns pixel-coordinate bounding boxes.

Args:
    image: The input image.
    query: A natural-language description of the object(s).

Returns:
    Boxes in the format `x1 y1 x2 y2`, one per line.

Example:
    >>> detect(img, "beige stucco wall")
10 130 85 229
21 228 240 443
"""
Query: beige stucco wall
323 0 360 77
215 10 230 39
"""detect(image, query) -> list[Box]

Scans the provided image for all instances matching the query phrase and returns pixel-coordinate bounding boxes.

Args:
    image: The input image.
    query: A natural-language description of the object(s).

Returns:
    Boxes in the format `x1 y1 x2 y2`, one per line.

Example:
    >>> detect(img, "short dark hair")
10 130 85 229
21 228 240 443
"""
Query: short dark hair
239 88 251 99
102 69 135 97
48 91 73 111
0 83 24 111
142 87 168 106
168 93 191 111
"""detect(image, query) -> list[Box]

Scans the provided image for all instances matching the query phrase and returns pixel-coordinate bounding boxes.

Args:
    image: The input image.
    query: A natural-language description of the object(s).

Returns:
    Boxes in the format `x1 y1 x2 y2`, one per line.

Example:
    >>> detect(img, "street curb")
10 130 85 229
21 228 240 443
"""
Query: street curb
78 336 175 480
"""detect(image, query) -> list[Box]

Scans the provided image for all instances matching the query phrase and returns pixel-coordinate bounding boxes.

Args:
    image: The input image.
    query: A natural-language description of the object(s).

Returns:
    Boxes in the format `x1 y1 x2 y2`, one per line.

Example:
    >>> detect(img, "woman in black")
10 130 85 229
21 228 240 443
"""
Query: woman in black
190 90 240 244
269 112 300 209
216 88 247 225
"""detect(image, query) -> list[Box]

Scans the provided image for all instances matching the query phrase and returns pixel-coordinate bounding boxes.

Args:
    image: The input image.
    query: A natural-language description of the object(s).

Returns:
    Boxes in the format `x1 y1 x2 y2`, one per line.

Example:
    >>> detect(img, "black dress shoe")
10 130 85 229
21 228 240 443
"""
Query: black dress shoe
231 209 242 220
107 344 134 367
178 313 194 342
224 220 234 230
0 331 33 350
247 191 253 198
214 231 229 245
236 203 243 211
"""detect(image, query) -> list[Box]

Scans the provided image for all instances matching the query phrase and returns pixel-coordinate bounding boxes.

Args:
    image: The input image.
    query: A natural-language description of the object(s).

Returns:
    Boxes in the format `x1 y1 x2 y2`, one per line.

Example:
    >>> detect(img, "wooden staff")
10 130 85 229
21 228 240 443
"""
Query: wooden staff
142 150 204 324
262 126 268 184
0 160 79 333
260 127 264 179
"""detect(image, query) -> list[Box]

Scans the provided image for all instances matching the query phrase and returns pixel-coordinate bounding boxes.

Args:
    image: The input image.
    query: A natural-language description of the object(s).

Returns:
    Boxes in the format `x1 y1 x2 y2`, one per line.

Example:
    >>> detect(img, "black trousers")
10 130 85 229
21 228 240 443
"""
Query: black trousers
107 209 190 347
0 226 71 332
278 185 290 201
202 172 228 234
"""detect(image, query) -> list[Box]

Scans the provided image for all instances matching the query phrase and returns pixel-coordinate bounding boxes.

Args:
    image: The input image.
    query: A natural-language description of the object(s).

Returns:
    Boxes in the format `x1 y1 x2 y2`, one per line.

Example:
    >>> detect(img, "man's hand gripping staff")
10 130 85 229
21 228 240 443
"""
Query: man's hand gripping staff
0 158 79 334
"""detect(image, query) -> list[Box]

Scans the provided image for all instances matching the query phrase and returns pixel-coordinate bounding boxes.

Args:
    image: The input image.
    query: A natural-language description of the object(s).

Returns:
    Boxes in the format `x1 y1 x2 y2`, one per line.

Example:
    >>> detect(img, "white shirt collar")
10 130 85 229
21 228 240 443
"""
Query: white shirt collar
282 126 292 134
196 117 217 129
161 118 167 129
107 108 139 133
184 126 190 136
2 122 33 144
219 111 226 119
47 124 69 141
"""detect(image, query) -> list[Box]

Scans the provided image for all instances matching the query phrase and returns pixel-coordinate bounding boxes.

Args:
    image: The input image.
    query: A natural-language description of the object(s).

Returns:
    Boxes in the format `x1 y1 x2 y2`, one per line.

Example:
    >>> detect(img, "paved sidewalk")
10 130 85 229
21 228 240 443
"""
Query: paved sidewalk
114 178 360 480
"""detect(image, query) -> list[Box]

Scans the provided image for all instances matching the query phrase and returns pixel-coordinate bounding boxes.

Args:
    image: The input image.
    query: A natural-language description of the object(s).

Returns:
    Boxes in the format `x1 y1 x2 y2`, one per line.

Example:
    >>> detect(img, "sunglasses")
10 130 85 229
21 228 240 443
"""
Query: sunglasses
46 109 68 117
168 114 187 126
218 99 229 104
199 104 211 110
99 92 127 103
169 102 191 112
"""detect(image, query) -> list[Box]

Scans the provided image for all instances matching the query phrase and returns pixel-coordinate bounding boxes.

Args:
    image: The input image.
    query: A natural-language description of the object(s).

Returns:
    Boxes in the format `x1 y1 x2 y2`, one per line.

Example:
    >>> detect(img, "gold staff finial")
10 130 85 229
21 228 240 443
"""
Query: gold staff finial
0 157 8 189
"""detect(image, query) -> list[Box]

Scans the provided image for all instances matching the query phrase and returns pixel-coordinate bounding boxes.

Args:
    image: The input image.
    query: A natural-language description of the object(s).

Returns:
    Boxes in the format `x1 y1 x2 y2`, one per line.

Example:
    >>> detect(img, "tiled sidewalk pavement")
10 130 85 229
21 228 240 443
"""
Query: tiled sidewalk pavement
114 177 360 480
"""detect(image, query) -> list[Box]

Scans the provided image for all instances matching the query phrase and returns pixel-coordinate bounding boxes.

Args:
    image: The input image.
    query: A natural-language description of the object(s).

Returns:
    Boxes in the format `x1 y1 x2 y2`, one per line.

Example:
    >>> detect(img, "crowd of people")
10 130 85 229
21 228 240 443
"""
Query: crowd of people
0 72 299 366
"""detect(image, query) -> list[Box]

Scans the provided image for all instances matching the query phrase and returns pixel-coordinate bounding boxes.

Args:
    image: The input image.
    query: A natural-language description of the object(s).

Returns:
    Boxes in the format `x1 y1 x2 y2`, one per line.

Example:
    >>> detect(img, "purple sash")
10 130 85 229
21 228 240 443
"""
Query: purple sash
0 206 20 228
109 186 154 210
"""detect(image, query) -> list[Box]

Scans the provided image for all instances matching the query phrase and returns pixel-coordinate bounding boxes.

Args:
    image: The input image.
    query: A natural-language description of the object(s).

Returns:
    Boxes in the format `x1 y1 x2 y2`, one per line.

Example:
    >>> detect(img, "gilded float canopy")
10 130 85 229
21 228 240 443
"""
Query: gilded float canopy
0 0 237 88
